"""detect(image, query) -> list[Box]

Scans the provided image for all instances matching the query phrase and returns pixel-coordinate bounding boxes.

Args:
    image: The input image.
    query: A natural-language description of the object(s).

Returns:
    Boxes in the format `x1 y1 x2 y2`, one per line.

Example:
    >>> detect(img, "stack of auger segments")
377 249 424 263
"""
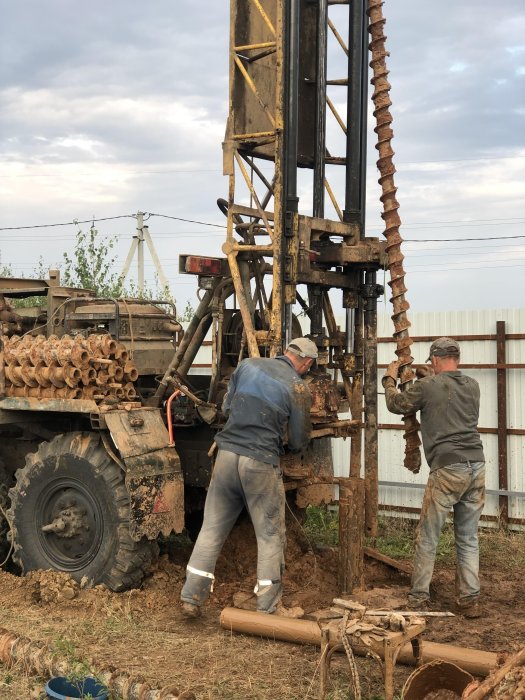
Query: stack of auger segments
2 334 139 402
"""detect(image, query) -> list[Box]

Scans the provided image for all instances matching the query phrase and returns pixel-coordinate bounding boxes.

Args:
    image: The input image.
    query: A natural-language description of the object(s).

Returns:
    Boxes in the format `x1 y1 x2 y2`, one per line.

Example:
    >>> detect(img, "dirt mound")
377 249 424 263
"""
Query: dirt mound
200 517 340 610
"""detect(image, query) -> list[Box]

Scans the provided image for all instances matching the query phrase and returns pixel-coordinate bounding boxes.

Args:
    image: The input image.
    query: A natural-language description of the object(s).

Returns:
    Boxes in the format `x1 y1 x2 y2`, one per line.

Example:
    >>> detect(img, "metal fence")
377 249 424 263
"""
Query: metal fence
333 308 525 529
188 308 525 528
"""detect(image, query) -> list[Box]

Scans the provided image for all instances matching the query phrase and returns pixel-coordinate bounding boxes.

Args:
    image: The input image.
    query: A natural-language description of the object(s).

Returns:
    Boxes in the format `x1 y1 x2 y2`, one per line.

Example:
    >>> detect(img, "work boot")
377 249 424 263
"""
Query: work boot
181 602 201 619
406 595 431 612
233 591 257 611
272 603 305 619
456 599 482 619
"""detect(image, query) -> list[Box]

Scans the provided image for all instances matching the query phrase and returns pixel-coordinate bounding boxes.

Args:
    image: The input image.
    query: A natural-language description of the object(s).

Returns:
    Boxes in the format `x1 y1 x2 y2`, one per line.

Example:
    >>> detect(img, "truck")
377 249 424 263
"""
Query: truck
0 0 405 592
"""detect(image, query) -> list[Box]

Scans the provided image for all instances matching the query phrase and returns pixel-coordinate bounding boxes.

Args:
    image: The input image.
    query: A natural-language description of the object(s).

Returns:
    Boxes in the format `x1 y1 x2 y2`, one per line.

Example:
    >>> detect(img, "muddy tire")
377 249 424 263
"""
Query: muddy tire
0 461 12 565
7 432 157 591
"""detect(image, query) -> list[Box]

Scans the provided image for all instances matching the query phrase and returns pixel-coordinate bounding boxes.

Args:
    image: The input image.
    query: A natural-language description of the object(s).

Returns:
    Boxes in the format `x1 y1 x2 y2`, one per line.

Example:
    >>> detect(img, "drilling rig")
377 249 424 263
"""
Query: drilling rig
154 0 388 590
0 0 417 593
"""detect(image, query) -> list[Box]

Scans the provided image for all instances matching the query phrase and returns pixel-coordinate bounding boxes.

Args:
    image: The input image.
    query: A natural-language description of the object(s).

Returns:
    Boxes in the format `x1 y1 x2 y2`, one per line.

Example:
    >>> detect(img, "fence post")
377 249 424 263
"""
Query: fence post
496 320 509 528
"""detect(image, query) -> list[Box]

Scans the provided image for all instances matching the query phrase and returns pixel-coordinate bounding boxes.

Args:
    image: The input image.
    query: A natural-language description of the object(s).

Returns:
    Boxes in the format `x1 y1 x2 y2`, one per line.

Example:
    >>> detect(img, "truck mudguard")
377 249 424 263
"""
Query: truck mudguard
104 408 184 540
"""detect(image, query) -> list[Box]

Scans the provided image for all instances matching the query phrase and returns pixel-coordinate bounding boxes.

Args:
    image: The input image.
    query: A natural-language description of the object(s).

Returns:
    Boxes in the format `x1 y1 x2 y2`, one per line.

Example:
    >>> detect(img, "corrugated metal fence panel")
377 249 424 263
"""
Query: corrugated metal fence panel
333 308 524 526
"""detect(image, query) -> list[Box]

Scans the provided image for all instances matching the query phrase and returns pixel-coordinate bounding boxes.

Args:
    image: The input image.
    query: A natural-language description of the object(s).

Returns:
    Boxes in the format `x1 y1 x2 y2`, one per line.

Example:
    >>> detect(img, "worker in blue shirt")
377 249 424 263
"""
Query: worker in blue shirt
180 337 317 619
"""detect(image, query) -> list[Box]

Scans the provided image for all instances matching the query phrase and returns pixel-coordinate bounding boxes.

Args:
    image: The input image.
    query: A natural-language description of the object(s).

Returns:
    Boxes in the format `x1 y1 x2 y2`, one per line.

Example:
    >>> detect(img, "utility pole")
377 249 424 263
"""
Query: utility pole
120 212 170 296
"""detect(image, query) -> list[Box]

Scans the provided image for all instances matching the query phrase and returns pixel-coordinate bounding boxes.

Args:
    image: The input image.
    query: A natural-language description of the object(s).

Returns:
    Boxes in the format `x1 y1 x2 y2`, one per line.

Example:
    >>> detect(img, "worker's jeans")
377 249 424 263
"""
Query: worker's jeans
180 449 286 613
410 461 485 604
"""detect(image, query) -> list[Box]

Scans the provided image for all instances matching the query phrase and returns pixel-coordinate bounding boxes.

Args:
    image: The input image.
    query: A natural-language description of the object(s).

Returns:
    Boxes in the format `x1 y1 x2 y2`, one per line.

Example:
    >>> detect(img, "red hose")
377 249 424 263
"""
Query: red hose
166 389 181 446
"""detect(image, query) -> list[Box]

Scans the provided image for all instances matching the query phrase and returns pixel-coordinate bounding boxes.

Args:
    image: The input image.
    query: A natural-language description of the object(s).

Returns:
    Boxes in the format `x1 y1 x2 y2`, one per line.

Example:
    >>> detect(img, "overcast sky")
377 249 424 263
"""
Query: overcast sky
1 0 524 318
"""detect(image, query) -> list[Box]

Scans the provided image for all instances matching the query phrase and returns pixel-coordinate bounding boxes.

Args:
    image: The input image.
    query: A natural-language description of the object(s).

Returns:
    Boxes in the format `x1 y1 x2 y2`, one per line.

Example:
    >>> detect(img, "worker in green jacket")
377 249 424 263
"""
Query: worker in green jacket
382 337 485 618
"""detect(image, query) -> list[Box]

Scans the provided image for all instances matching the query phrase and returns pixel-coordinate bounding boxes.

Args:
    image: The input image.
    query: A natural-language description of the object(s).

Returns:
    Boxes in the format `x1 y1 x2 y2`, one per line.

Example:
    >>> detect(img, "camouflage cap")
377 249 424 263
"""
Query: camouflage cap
286 337 318 359
426 337 460 362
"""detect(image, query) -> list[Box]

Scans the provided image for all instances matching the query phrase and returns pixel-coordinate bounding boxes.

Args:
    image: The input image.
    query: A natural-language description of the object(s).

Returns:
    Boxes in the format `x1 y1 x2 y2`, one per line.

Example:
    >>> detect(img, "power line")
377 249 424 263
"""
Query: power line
402 216 525 226
397 154 525 165
408 262 525 273
0 168 221 179
0 212 226 232
147 213 226 229
0 212 523 243
403 234 525 242
0 215 135 231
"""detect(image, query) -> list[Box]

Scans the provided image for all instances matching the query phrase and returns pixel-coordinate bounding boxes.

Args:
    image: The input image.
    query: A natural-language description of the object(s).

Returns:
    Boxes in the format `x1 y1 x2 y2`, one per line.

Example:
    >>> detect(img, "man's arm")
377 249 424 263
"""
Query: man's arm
383 378 425 415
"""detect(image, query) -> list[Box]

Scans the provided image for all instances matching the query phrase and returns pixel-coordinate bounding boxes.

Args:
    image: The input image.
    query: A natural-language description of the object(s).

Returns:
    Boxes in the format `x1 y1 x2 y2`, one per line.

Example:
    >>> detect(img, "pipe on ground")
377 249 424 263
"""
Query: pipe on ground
219 608 497 678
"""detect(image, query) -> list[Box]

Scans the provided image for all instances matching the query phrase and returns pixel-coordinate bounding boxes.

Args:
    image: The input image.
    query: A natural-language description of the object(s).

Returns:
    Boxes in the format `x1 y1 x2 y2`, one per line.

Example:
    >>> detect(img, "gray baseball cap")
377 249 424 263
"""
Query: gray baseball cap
287 337 318 359
426 337 460 362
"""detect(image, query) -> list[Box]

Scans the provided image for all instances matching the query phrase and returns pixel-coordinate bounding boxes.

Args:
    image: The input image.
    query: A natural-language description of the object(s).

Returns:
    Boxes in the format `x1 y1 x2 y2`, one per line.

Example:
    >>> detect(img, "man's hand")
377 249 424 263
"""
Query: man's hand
415 364 434 379
382 360 401 388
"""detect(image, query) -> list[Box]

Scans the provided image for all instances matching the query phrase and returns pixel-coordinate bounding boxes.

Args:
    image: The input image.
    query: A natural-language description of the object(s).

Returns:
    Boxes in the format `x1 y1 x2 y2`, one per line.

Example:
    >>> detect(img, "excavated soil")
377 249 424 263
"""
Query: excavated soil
0 519 522 698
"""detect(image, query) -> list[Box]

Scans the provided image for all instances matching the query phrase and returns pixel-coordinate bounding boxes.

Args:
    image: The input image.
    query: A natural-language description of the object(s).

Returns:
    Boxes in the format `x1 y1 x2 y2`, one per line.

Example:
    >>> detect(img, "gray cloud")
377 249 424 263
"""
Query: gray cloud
0 0 523 312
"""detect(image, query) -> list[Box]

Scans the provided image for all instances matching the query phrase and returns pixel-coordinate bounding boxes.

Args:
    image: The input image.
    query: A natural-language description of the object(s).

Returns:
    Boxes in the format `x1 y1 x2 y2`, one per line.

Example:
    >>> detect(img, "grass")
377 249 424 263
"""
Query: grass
303 506 524 572
302 505 339 547
51 636 115 699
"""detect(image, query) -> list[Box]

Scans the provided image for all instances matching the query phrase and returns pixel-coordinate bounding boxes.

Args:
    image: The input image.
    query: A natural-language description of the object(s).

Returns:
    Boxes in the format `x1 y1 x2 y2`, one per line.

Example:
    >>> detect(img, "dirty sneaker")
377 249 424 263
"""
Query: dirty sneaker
272 603 305 619
456 600 482 619
181 602 201 619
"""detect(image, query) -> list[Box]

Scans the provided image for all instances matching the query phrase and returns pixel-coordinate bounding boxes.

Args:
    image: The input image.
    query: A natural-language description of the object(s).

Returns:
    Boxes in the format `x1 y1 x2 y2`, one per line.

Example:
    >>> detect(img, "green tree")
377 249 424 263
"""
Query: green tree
63 224 123 297
177 299 195 322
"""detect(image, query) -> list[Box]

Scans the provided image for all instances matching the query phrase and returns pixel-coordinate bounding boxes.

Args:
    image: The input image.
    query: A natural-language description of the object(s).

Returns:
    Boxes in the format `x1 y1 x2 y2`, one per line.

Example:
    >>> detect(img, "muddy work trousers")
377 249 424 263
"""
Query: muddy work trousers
410 461 485 604
180 449 286 613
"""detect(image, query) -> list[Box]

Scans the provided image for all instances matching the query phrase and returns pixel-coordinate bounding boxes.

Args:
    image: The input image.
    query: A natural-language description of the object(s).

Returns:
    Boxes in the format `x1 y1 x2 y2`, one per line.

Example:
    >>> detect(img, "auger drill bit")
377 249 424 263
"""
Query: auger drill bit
0 626 192 700
367 0 421 473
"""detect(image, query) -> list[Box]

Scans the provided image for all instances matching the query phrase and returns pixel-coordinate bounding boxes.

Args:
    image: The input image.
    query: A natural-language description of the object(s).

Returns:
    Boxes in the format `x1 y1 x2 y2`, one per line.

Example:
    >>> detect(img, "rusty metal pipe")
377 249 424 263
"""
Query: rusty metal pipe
349 302 363 479
123 361 138 382
57 336 91 368
80 367 97 386
219 609 497 677
48 364 81 389
367 0 421 473
363 271 379 536
113 344 129 362
151 280 221 406
338 477 365 593
123 382 137 401
462 646 525 700
86 334 117 357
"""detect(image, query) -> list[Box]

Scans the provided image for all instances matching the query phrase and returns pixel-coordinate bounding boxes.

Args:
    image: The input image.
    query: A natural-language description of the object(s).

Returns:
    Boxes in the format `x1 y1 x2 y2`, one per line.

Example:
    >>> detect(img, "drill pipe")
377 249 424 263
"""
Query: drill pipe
367 0 421 473
0 626 191 700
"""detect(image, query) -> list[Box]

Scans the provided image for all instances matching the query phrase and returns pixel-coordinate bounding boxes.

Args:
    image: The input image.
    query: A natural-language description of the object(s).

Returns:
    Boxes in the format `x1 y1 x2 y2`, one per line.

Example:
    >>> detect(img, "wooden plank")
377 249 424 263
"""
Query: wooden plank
364 546 412 575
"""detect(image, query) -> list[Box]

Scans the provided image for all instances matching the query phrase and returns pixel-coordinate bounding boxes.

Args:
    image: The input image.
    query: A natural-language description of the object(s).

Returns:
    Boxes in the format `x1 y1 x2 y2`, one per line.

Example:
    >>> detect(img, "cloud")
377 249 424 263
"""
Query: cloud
0 0 523 312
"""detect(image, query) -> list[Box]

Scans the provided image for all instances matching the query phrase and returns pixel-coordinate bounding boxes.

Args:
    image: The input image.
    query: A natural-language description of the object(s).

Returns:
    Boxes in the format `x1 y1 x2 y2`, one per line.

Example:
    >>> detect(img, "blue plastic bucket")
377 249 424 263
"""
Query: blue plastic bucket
45 676 109 700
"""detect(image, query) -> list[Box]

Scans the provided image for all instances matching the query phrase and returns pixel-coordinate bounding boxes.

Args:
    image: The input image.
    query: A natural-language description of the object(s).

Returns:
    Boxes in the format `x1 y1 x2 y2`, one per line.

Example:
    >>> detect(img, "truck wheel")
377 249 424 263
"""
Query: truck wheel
0 461 12 565
7 432 157 592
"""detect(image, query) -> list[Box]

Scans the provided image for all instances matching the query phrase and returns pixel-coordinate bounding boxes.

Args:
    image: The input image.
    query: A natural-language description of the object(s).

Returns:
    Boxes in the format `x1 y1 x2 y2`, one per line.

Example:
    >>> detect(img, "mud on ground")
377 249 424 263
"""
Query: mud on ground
0 520 523 699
